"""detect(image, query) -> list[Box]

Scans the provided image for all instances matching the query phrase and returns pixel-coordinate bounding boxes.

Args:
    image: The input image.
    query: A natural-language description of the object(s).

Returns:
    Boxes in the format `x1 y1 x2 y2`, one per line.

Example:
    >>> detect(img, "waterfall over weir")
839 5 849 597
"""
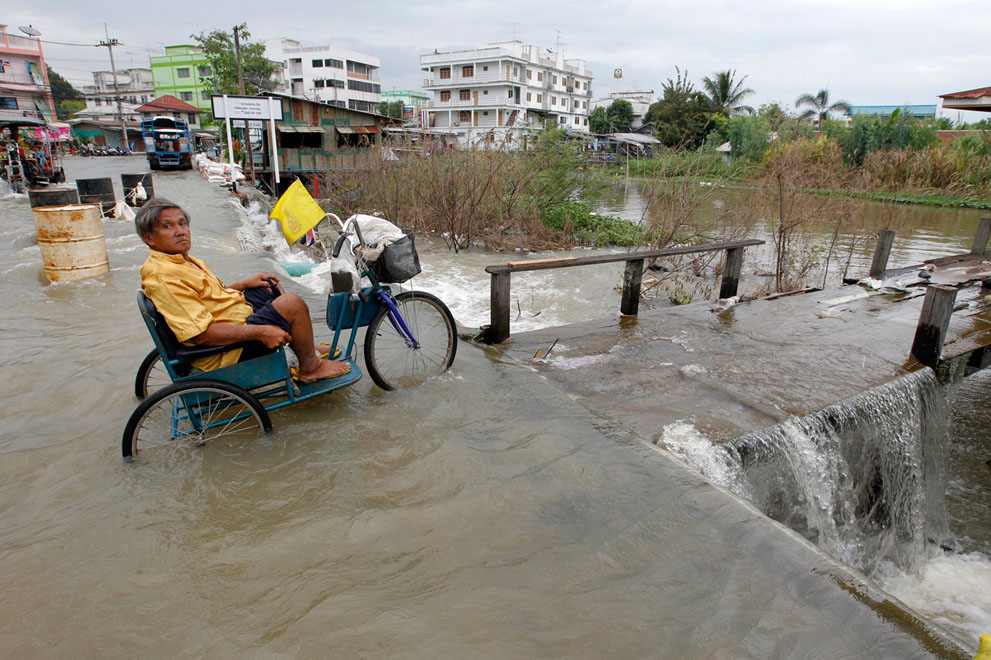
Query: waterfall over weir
661 368 950 577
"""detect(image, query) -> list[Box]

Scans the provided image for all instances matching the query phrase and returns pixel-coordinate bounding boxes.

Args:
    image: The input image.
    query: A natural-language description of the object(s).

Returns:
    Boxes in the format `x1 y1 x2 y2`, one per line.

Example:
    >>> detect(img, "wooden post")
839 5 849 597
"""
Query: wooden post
971 218 991 254
869 229 896 278
486 271 511 344
719 247 744 299
620 259 644 315
911 284 957 369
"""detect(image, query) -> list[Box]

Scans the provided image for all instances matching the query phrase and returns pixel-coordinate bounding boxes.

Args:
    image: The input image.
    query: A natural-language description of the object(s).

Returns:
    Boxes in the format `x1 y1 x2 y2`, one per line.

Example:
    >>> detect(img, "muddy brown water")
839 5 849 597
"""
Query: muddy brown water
0 158 987 657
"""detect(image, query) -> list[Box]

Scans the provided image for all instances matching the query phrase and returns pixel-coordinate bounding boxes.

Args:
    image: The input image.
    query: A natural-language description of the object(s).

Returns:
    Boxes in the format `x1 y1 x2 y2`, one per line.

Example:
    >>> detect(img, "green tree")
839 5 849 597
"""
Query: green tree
380 99 405 119
795 89 851 124
589 106 610 133
701 69 755 117
644 67 712 149
191 24 274 96
47 65 83 120
606 99 634 133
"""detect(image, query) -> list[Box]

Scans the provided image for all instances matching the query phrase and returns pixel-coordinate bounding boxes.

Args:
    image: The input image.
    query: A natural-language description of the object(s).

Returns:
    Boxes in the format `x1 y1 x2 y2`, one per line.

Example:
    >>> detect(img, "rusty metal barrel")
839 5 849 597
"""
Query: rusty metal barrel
121 173 153 207
28 187 80 208
76 177 116 216
31 204 110 283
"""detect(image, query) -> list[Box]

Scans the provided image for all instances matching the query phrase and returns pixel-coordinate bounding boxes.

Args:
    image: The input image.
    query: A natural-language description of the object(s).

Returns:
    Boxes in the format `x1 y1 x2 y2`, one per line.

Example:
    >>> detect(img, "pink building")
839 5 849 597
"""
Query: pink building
0 24 57 124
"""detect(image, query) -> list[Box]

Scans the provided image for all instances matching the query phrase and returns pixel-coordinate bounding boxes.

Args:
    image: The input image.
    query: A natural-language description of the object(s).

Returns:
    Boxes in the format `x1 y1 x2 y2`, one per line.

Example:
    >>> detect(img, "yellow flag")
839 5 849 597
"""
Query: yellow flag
269 179 326 246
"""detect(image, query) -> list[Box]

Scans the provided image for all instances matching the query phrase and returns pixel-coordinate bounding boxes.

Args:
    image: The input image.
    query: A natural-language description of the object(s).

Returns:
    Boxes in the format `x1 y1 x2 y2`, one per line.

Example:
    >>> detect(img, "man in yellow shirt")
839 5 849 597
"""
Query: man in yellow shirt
136 197 349 382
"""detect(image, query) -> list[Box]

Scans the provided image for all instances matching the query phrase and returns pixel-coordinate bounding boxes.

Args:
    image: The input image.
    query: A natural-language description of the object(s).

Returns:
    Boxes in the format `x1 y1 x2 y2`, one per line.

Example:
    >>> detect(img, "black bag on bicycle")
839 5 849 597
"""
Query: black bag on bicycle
370 230 421 283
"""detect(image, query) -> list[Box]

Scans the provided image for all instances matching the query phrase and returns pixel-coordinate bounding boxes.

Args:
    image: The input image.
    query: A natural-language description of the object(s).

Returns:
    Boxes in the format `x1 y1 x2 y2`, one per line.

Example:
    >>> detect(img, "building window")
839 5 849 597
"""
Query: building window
201 90 210 100
537 72 543 82
142 95 148 102
459 89 470 101
180 91 193 101
328 79 344 88
348 99 372 112
0 97 17 109
483 111 488 116
348 80 381 94
551 97 556 106
459 110 470 123
325 59 343 68
440 91 451 102
526 92 531 102
508 89 512 97
198 65 212 77
574 117 579 124
584 118 588 125
312 59 323 67
177 68 190 79
315 79 325 88
553 75 558 85
482 66 488 71
93 98 102 106
536 94 542 103
347 61 372 76
462 65 473 77
188 113 196 124
483 90 488 95
439 67 450 79
560 116 566 123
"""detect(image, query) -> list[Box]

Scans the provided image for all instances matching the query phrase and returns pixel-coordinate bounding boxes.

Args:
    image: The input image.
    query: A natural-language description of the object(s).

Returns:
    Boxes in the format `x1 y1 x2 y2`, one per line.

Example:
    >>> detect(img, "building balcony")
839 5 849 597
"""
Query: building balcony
0 72 49 88
0 33 42 53
428 98 520 110
424 72 524 88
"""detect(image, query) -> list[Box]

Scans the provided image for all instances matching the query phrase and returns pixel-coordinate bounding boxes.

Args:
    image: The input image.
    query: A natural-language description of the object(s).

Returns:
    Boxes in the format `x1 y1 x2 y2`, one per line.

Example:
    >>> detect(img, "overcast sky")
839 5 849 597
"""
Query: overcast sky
12 0 991 121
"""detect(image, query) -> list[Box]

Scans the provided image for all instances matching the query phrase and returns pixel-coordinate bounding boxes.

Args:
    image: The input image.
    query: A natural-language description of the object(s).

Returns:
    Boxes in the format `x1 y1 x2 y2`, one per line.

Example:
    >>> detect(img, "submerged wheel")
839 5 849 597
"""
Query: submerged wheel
363 290 457 390
134 349 171 399
122 380 271 460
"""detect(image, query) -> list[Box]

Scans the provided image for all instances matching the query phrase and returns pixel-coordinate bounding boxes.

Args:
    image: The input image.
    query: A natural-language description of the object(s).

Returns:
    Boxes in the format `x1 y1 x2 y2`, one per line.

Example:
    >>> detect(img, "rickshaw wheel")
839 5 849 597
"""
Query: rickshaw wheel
122 380 270 460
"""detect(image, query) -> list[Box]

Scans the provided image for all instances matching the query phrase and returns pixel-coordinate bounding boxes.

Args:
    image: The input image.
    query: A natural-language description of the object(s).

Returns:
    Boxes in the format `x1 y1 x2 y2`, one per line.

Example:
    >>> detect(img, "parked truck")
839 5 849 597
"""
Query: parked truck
141 116 192 170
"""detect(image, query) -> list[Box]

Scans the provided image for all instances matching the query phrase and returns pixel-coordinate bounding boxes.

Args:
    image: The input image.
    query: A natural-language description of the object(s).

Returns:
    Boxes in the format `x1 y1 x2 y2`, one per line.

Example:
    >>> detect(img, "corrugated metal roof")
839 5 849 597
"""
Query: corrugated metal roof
939 86 991 99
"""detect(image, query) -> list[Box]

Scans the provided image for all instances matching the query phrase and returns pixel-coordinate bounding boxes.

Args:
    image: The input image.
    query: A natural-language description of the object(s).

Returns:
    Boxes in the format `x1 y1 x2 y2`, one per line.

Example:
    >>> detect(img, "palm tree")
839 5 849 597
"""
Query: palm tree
701 70 755 117
796 89 851 124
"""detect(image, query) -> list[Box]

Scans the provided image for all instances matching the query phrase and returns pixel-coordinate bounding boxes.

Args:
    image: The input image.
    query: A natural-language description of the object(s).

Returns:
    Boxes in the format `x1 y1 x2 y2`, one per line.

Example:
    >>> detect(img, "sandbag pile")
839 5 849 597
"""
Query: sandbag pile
194 153 245 185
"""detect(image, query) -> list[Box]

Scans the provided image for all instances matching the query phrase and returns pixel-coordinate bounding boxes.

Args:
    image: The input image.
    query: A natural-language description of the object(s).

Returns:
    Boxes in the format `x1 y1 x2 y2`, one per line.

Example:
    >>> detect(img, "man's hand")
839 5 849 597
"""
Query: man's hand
230 273 281 292
251 324 291 349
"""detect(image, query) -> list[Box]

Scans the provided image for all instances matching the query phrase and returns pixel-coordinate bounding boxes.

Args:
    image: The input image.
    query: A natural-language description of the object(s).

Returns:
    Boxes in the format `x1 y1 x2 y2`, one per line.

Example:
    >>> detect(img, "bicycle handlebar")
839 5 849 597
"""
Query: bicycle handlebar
332 233 349 258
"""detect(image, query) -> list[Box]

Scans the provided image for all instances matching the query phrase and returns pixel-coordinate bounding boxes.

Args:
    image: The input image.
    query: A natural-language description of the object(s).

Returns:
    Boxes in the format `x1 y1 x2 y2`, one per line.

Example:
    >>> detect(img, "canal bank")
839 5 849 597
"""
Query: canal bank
0 156 982 657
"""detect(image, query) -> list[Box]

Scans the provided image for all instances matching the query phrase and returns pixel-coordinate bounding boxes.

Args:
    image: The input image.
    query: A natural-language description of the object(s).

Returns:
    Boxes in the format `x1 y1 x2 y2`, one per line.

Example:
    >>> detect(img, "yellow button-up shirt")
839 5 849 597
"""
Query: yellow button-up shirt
140 249 252 372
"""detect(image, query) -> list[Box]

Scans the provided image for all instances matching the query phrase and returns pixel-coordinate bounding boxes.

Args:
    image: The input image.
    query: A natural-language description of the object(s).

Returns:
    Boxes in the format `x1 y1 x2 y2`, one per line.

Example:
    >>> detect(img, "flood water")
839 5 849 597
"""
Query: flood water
1 158 988 657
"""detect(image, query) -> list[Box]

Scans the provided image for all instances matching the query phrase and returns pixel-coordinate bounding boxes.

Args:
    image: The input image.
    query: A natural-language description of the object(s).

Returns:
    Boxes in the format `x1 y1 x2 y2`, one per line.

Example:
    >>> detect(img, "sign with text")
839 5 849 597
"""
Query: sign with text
232 120 264 129
210 95 284 121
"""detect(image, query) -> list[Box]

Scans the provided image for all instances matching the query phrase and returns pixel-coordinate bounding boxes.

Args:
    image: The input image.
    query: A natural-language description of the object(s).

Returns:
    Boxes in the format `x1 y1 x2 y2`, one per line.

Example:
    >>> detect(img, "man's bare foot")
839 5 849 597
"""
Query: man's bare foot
315 343 335 356
297 359 350 383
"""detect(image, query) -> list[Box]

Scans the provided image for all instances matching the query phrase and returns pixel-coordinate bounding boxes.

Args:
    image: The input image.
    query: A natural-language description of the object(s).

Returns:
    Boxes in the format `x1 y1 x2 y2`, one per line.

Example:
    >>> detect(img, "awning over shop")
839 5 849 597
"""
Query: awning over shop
276 124 324 133
336 126 381 134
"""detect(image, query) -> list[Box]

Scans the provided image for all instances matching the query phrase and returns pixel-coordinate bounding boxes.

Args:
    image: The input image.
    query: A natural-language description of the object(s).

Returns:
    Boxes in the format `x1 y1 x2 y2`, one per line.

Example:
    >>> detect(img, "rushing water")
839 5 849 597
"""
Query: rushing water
1 157 988 657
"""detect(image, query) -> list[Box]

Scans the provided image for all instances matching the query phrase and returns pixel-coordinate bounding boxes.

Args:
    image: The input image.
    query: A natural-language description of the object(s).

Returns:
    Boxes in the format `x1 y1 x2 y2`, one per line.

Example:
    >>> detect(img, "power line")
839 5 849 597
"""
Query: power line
39 38 98 47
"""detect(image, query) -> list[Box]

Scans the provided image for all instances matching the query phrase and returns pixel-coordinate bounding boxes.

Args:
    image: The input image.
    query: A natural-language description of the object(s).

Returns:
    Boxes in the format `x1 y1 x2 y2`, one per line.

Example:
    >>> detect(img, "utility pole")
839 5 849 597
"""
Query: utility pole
233 26 245 94
98 25 129 151
232 25 254 182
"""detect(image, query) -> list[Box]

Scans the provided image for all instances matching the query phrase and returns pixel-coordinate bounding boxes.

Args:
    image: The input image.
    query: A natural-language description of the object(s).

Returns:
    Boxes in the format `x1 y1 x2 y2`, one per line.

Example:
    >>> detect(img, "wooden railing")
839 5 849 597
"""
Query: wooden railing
482 239 764 344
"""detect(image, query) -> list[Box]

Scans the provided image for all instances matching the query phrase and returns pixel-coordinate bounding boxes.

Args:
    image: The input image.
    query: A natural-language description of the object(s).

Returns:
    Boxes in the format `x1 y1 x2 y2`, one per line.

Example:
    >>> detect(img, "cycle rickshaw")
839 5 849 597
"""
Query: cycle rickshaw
123 215 457 460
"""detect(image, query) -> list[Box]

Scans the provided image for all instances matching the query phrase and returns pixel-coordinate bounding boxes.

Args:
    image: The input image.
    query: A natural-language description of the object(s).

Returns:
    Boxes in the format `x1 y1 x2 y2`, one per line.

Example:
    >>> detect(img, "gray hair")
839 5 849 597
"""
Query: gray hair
134 197 190 237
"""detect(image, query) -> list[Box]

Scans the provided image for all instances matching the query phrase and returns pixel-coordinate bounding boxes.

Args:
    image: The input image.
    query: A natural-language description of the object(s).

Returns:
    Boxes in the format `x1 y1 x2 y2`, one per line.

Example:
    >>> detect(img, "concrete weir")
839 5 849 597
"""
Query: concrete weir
483 281 991 658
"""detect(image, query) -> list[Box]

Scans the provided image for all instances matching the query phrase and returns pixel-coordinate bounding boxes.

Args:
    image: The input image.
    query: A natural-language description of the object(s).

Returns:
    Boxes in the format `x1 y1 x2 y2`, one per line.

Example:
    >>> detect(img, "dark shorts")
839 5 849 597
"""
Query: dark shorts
239 286 290 362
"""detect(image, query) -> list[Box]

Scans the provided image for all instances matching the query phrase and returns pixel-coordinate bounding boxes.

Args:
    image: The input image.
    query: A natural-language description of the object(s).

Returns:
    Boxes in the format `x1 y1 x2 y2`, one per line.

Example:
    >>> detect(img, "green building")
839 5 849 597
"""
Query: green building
150 45 216 127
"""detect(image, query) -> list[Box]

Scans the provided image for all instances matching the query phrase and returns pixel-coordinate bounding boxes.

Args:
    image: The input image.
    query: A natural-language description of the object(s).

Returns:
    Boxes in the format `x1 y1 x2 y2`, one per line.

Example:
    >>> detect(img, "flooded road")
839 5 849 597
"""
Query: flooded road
0 157 986 657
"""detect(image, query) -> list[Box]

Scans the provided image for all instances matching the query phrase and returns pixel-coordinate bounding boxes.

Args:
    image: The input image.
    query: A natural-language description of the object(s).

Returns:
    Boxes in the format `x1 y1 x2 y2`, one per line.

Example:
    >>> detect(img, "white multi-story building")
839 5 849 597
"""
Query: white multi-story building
78 69 155 123
264 38 380 113
590 90 655 131
420 41 593 146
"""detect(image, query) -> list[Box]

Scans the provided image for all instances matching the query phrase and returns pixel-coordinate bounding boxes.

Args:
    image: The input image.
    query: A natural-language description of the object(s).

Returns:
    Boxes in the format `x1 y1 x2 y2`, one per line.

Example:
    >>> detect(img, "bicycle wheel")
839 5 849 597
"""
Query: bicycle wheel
122 380 271 460
134 349 172 399
363 290 457 390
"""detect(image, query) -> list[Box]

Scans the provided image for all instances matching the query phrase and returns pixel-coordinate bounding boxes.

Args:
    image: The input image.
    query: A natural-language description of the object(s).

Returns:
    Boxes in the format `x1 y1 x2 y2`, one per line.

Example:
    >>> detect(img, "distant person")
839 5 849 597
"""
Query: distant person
135 197 349 382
